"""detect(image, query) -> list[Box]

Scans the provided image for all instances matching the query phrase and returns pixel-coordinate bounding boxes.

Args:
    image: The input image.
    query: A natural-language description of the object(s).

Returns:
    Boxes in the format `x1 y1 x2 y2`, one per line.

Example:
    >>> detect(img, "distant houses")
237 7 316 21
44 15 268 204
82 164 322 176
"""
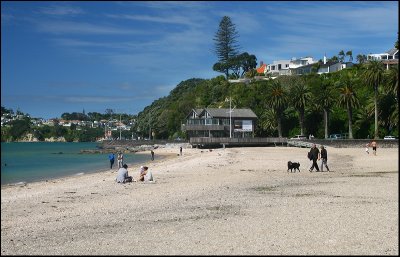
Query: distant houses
367 48 399 70
230 47 399 82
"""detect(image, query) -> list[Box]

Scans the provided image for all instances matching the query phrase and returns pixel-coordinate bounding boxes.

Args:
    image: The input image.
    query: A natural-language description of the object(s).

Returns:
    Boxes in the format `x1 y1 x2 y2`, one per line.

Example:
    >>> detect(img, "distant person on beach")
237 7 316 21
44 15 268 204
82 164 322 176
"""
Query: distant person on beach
308 144 320 172
116 164 133 183
109 153 115 169
138 166 154 182
371 140 377 155
365 143 370 154
117 152 124 168
151 150 154 161
319 145 330 172
180 147 182 156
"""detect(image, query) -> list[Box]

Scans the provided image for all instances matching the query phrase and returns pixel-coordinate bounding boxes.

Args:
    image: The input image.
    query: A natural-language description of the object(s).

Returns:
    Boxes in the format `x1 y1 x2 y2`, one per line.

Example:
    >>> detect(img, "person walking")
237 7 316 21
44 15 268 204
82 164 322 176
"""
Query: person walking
365 143 370 154
108 152 115 169
151 150 154 161
180 146 183 156
308 144 320 172
319 145 330 172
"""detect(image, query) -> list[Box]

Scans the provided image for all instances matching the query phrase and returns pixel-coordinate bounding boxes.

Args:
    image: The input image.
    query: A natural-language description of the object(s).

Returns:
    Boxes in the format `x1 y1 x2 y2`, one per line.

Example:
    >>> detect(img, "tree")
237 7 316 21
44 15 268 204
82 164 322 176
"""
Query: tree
287 76 310 136
227 52 257 78
336 73 360 139
267 81 288 137
356 54 367 64
329 56 339 62
385 66 399 96
315 83 335 139
363 60 385 138
213 16 240 78
385 66 399 133
346 50 353 62
9 118 31 140
338 50 345 62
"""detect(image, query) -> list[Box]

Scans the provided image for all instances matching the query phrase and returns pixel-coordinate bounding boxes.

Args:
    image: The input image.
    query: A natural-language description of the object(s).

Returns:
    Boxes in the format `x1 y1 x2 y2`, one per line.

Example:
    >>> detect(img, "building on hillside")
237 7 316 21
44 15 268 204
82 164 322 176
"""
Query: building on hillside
256 61 267 74
182 108 257 139
288 57 317 69
289 54 353 75
367 48 399 70
266 59 291 77
266 57 317 77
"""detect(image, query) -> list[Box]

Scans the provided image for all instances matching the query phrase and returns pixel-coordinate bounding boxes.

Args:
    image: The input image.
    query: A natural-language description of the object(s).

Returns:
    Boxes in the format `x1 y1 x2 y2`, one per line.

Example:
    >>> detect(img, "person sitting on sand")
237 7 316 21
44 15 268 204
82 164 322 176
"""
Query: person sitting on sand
116 164 133 183
138 166 154 182
370 140 377 155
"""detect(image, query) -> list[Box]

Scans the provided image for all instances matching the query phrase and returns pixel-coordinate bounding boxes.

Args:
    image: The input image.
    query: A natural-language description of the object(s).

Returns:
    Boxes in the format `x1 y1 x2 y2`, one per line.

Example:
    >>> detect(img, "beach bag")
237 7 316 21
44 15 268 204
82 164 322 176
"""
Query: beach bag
307 151 313 160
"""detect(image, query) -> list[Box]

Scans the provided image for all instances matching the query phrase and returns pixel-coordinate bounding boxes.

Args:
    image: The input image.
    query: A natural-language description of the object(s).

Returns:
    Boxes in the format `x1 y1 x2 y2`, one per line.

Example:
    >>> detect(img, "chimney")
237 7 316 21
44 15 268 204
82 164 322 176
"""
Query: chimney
323 53 327 64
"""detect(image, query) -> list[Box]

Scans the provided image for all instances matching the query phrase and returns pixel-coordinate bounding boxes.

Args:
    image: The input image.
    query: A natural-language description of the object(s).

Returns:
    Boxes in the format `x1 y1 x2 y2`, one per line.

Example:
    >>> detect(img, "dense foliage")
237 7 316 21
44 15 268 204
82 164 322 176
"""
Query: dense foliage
134 64 398 140
2 63 398 142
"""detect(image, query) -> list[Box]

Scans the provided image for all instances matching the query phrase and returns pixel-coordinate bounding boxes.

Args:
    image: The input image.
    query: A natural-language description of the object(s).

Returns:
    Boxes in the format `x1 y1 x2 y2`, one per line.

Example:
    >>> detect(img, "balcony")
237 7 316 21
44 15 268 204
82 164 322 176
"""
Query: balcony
182 124 226 131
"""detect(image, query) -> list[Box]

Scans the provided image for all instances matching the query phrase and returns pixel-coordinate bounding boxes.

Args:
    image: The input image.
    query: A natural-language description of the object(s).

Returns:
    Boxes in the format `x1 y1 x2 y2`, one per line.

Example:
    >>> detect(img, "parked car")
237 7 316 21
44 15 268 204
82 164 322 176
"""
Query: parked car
383 136 396 140
329 134 342 139
290 135 307 140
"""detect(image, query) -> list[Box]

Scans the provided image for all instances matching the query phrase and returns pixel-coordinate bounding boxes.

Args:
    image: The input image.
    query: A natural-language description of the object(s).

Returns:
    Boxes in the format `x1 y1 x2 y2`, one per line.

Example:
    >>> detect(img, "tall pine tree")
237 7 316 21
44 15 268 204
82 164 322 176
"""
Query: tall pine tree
213 16 240 78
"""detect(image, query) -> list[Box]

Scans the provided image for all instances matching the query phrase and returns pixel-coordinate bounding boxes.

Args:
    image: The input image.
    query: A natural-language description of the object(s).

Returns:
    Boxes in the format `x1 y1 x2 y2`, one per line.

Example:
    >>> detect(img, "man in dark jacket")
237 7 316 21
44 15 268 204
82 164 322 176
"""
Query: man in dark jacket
309 144 320 172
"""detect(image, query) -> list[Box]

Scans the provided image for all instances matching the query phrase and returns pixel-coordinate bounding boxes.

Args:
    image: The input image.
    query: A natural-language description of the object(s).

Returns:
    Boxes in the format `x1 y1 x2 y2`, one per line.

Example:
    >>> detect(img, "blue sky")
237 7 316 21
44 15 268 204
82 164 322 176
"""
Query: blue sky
1 1 398 119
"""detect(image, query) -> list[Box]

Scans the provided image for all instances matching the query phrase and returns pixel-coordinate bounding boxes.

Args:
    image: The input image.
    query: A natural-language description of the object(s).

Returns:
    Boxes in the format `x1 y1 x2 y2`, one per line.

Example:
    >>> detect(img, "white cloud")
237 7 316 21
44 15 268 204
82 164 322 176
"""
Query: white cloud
39 5 84 16
106 13 199 27
35 20 146 35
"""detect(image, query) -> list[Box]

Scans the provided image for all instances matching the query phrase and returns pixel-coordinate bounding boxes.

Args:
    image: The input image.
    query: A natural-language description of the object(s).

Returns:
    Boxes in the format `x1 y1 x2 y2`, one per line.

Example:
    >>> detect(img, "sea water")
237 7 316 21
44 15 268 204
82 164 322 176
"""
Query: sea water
1 142 152 185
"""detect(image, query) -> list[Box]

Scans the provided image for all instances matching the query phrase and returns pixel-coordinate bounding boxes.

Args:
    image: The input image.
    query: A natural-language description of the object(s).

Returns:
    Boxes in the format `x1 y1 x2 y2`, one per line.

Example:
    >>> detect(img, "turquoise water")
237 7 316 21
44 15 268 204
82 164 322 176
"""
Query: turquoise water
1 142 152 185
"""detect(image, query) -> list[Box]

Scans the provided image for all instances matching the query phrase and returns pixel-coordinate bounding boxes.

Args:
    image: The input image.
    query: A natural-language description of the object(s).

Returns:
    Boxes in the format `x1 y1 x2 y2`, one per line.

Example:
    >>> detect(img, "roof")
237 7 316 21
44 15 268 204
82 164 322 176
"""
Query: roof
387 48 398 55
256 64 266 74
205 108 257 118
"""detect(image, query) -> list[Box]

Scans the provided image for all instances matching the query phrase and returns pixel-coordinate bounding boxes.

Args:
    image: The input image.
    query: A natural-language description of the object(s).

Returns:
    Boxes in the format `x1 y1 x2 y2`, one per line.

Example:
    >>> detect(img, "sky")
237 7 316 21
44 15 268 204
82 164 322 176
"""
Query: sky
1 1 398 119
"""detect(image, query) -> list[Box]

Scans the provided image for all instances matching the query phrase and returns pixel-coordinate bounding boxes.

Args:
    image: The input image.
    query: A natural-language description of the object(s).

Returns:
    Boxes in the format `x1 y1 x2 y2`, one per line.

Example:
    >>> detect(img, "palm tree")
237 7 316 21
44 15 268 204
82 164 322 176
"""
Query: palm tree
259 109 277 135
289 77 311 136
346 50 353 62
385 66 399 96
337 76 360 139
267 81 288 138
338 50 345 62
356 54 367 64
314 79 335 138
363 60 385 139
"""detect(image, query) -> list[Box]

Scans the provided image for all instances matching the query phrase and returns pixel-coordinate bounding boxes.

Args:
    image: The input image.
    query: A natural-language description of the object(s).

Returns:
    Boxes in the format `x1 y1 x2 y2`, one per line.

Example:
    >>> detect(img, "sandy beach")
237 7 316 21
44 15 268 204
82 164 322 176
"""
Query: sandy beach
1 145 398 255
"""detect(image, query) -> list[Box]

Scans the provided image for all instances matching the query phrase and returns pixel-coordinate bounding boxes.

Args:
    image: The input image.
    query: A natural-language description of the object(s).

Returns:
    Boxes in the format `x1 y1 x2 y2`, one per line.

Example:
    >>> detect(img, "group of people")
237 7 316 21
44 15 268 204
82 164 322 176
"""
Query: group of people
308 144 330 172
108 152 124 169
116 164 154 183
108 151 155 184
111 146 186 184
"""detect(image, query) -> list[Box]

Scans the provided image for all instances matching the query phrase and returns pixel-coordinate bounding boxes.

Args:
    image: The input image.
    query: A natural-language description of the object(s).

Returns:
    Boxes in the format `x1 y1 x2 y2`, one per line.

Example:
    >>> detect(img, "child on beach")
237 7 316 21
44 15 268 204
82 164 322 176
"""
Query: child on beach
365 143 369 154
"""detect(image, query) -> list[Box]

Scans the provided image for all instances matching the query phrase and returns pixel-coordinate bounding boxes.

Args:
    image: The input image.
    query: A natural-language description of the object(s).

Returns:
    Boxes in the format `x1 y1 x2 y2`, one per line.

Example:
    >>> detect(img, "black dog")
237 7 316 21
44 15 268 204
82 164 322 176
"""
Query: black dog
287 161 300 172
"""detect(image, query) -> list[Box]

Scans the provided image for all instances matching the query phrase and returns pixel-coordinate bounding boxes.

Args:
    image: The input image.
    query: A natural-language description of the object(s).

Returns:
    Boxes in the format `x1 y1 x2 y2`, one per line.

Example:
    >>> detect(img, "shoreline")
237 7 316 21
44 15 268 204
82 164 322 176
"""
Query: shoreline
1 149 177 189
1 146 398 255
